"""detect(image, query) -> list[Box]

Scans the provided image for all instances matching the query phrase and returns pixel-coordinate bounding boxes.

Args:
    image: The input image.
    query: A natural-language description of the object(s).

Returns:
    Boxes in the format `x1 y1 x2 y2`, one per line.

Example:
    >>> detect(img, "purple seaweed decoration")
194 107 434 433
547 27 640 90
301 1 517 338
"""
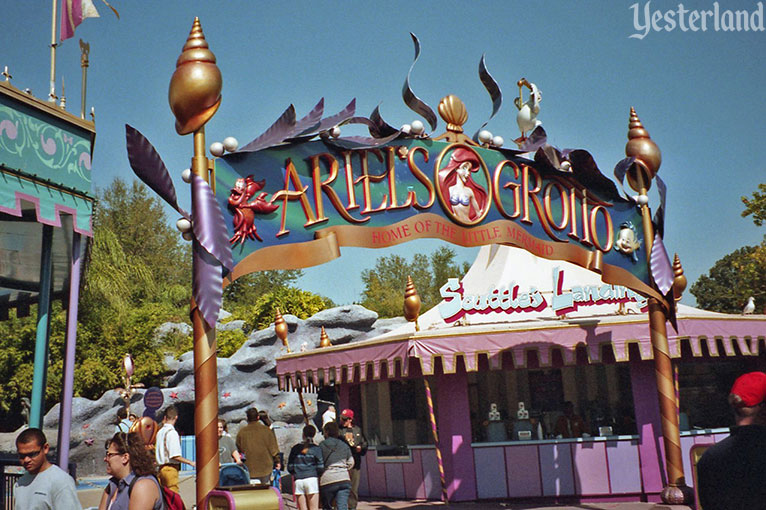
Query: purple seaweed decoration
473 54 503 140
125 124 189 218
292 98 325 137
239 105 297 153
191 174 233 275
125 124 233 329
403 33 437 131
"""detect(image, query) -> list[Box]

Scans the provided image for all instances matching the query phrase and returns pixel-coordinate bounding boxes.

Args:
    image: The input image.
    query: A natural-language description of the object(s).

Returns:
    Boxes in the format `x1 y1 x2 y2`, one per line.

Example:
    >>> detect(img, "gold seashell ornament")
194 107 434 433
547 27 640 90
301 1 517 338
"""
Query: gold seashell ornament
403 275 422 331
438 95 468 133
672 253 687 302
274 308 290 352
319 326 331 348
168 17 222 135
625 107 661 192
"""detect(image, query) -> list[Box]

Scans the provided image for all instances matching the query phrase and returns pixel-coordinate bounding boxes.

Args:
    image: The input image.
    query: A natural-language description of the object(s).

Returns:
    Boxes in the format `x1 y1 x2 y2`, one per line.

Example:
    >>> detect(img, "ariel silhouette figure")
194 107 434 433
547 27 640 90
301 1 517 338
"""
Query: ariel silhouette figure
438 147 488 223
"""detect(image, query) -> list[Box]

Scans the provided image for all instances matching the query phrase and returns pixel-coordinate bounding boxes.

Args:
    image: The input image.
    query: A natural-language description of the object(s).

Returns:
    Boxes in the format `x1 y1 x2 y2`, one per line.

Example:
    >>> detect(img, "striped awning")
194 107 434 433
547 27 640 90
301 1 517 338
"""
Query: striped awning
276 313 766 391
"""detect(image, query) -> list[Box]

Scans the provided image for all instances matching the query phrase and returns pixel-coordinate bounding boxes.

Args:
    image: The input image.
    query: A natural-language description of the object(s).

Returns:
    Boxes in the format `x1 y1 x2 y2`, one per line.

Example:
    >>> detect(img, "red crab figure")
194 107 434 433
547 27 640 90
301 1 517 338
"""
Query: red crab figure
228 175 279 244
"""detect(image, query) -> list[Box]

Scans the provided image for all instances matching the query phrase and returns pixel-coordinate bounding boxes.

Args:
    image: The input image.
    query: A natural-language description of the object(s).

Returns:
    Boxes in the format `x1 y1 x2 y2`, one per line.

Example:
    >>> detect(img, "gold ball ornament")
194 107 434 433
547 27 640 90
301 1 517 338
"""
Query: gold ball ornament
438 95 468 133
625 107 661 192
168 17 222 135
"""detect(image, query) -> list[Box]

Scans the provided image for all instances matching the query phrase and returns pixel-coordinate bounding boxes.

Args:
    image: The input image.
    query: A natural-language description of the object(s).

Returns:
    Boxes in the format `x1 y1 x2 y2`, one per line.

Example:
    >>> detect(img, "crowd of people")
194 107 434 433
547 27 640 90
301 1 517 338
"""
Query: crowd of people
12 402 367 510
23 373 766 510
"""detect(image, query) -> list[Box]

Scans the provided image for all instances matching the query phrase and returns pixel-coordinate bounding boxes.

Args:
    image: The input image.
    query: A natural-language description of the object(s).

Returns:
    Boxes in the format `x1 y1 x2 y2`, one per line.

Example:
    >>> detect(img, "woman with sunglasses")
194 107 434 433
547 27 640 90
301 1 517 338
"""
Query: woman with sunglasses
98 432 164 510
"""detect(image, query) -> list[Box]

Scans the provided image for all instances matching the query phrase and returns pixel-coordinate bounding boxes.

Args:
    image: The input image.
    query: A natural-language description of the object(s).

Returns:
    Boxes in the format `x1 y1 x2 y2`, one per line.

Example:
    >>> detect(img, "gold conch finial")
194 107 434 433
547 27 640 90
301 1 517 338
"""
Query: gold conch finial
624 107 661 192
403 275 422 332
168 17 223 135
274 308 290 353
672 253 687 303
319 326 331 348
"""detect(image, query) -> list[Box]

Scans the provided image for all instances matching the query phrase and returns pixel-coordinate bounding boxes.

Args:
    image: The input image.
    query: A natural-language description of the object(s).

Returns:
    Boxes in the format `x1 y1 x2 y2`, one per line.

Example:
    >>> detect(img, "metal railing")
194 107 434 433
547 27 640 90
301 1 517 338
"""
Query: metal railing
0 458 76 510
0 459 22 510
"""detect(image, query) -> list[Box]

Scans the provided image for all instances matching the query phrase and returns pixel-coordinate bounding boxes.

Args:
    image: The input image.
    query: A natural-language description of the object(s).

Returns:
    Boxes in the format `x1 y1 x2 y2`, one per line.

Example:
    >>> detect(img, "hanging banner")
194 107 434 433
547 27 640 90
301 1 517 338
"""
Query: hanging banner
215 137 657 299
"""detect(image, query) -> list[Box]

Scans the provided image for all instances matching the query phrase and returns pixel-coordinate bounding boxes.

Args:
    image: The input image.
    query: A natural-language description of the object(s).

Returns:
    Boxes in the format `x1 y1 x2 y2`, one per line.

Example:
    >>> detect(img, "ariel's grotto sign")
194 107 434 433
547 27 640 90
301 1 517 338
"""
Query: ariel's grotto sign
214 100 655 299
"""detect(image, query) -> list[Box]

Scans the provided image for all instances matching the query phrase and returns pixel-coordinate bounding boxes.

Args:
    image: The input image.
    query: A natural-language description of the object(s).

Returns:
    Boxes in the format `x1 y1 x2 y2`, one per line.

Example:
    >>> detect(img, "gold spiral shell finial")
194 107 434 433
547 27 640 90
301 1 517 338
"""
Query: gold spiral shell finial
274 308 290 353
168 17 222 135
403 276 422 332
625 107 661 192
319 326 331 348
672 253 687 302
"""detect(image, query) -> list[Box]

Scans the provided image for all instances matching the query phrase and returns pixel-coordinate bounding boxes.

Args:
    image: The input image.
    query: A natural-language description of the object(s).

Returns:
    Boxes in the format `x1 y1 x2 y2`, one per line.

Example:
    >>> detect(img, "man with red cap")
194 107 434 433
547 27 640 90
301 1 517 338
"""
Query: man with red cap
697 371 766 510
339 409 367 510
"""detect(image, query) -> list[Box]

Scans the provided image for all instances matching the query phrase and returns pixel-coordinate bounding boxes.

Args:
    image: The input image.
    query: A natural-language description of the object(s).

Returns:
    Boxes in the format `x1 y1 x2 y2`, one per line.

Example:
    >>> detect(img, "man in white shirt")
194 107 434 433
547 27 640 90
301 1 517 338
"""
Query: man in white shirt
14 428 82 510
155 405 195 493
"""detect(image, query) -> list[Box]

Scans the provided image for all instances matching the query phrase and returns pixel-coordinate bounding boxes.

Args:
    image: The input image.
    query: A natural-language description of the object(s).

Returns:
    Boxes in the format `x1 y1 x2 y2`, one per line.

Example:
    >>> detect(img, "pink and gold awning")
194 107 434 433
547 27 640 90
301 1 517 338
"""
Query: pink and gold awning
276 311 766 391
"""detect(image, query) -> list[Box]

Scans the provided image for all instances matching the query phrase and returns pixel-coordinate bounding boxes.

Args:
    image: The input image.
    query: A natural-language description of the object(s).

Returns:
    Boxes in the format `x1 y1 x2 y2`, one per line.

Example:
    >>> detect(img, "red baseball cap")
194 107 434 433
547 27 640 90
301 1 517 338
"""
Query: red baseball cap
730 372 766 407
341 409 354 419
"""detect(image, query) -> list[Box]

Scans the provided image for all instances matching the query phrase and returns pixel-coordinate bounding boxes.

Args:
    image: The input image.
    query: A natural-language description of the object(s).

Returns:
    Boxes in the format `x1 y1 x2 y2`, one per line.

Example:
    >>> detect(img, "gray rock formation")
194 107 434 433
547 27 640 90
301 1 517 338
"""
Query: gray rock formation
27 305 405 476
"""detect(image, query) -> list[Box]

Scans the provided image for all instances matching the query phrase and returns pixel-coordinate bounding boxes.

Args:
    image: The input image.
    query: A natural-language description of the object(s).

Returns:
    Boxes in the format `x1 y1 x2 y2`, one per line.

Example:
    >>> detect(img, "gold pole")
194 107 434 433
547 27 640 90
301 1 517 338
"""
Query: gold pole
191 128 219 508
79 40 89 120
626 109 691 505
274 310 309 424
168 18 223 507
191 294 219 507
297 388 310 426
48 0 58 102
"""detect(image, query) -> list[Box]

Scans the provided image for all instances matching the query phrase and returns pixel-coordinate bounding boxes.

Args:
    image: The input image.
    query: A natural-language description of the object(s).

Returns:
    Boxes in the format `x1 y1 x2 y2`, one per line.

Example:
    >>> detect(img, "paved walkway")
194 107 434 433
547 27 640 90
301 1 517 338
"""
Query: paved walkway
77 475 681 510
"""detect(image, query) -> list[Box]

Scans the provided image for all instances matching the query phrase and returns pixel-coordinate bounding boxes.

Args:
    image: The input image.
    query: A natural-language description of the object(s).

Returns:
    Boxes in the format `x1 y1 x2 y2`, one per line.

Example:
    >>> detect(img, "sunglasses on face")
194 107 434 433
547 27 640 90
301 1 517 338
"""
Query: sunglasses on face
18 449 42 460
105 451 123 459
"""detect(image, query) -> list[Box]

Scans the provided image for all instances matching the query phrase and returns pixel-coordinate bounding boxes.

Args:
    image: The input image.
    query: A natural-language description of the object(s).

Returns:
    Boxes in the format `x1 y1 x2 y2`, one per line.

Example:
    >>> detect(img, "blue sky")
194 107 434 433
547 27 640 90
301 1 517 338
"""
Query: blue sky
2 1 764 306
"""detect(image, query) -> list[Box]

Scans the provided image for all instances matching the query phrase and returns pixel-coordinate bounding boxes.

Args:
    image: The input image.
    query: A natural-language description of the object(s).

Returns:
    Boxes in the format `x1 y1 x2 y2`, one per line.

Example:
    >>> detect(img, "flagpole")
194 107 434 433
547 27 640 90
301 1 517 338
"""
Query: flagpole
79 39 89 119
49 0 58 102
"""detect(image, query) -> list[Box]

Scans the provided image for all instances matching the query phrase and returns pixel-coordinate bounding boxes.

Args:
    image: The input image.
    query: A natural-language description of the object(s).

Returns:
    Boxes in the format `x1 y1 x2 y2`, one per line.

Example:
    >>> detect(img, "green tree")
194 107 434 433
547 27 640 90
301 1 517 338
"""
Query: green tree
0 178 193 430
95 179 190 292
741 183 766 226
0 176 336 431
234 286 334 332
223 270 303 309
690 241 766 314
360 246 470 317
692 186 766 314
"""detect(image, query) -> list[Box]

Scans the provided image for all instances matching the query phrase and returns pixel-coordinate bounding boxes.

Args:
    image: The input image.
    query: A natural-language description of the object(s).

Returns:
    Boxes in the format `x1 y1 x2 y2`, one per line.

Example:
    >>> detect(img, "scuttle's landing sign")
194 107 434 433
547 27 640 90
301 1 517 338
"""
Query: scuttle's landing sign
216 137 653 297
438 269 648 323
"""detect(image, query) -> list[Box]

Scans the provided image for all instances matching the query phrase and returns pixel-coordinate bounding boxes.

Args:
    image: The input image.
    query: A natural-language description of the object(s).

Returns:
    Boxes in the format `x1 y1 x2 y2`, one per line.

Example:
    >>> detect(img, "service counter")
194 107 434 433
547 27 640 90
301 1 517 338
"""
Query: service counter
357 429 730 502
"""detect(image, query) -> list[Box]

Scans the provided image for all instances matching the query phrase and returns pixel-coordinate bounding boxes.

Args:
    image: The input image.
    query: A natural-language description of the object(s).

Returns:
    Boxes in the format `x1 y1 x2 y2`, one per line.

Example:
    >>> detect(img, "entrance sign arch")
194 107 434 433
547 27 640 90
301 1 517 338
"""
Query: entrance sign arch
125 18 691 507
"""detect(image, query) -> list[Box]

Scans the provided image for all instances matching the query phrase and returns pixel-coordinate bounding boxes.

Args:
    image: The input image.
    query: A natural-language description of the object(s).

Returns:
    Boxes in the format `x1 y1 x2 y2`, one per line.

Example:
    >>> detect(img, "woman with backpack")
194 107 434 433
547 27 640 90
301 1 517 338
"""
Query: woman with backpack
318 421 354 510
287 425 324 510
98 432 165 510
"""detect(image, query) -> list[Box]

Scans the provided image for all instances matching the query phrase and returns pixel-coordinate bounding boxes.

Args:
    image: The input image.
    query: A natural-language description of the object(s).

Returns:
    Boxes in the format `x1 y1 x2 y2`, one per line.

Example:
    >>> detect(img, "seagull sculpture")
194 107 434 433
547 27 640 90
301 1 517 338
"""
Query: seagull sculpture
743 296 756 315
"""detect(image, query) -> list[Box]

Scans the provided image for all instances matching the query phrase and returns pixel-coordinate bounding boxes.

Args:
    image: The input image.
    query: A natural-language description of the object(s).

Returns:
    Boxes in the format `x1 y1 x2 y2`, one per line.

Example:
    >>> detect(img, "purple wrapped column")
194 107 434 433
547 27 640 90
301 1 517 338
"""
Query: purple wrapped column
57 233 82 470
